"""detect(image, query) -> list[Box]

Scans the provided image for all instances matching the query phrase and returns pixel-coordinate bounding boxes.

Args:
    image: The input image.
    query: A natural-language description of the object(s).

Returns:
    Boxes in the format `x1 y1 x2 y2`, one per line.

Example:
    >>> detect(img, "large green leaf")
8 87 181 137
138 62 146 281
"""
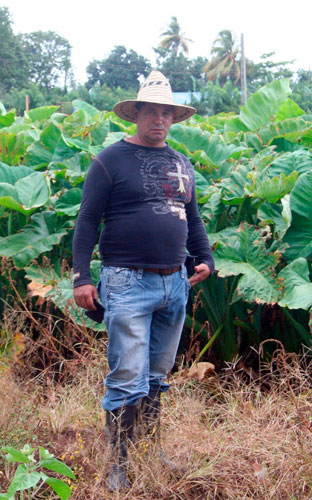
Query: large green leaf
257 200 290 239
268 149 312 177
72 99 99 119
90 118 110 144
45 478 71 500
3 446 31 464
213 223 281 304
15 172 50 210
258 118 311 145
283 171 312 261
0 162 34 184
287 170 312 217
55 188 82 216
284 213 312 262
40 458 75 479
62 134 92 152
249 171 298 203
0 183 29 213
7 465 41 495
226 79 291 132
194 170 215 201
0 133 27 165
26 106 59 122
102 132 125 148
279 258 312 310
220 164 251 205
25 264 60 286
0 112 15 129
0 211 68 268
24 122 75 166
47 277 106 331
0 172 49 213
168 125 246 166
49 152 91 185
275 98 305 121
200 192 224 232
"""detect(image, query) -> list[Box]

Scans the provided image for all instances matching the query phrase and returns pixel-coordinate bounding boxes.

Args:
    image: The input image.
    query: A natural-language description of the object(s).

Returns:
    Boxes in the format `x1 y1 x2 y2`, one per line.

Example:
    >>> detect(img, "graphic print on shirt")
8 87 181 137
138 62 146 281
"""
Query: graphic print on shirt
135 149 193 219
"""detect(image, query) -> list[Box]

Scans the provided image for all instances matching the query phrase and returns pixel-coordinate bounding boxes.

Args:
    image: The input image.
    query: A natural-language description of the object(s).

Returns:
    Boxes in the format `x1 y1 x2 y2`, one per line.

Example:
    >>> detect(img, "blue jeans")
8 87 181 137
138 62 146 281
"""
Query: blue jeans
99 266 191 411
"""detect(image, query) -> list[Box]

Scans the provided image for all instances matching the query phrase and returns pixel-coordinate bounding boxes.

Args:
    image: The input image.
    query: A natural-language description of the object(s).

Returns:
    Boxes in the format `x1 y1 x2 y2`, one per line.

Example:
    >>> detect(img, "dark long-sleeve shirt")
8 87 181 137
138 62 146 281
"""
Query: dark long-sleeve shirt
73 139 214 287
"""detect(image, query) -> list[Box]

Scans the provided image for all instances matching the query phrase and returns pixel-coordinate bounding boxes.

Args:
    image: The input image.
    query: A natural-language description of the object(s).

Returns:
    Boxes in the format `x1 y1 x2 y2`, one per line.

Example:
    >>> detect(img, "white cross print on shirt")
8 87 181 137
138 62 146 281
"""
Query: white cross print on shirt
167 163 190 193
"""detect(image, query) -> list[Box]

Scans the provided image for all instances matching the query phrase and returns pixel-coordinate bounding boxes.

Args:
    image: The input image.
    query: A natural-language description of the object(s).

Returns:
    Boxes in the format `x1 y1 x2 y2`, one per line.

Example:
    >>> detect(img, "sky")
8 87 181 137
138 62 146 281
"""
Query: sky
3 0 312 84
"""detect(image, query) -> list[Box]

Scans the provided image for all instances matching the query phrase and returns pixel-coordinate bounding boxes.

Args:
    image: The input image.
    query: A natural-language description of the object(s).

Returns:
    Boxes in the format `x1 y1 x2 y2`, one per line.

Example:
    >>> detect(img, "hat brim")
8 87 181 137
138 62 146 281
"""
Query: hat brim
113 99 196 124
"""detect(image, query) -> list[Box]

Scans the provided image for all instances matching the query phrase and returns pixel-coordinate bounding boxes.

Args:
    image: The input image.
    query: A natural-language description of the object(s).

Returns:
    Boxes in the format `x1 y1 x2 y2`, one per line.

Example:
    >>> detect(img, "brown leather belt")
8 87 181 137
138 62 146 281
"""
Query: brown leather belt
130 266 181 275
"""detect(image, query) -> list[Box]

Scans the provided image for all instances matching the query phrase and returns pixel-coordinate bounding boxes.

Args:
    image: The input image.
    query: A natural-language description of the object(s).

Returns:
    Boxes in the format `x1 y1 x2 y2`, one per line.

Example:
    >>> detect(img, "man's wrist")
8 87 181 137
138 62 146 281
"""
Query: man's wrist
73 277 94 288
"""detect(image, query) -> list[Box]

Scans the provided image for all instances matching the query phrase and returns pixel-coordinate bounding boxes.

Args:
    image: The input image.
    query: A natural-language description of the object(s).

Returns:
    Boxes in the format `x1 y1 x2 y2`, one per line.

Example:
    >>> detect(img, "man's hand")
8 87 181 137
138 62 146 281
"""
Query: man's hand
74 284 98 310
189 263 211 287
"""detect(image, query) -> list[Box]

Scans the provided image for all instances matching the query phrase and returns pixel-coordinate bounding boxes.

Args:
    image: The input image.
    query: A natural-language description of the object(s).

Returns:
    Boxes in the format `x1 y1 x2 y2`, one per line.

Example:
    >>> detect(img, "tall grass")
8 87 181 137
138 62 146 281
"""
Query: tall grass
0 315 311 500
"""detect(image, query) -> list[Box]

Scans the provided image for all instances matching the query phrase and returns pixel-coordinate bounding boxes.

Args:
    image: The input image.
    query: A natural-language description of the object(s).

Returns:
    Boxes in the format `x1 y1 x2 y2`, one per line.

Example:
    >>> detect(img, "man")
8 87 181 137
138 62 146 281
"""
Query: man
73 71 215 490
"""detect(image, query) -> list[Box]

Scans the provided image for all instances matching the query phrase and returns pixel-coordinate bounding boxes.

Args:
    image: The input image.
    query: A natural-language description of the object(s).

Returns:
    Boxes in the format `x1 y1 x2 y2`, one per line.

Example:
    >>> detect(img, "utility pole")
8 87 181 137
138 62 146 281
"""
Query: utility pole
240 33 247 105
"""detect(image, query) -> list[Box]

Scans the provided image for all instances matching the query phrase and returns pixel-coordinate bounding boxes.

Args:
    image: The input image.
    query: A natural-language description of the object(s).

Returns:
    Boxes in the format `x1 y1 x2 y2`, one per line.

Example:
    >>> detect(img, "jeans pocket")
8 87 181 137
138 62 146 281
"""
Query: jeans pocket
104 266 134 291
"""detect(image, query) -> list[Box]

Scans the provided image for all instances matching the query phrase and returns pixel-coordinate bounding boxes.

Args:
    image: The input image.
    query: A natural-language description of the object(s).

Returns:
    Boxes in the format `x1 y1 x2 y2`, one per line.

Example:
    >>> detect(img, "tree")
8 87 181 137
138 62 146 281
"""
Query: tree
157 54 194 92
89 84 137 111
158 16 192 57
190 80 241 116
204 30 240 86
86 46 151 90
189 57 208 88
157 54 207 92
0 7 29 94
246 52 294 93
19 31 73 90
291 69 312 113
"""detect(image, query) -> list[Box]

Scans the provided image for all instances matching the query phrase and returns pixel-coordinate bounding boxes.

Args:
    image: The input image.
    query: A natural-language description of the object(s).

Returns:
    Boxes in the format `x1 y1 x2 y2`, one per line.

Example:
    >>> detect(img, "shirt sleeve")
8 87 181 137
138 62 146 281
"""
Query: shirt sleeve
185 179 215 275
72 157 112 288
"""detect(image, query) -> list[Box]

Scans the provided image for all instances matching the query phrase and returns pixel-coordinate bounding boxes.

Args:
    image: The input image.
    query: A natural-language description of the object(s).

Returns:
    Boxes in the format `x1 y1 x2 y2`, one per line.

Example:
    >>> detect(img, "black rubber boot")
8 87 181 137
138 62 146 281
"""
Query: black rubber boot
105 405 136 492
136 388 161 440
136 389 186 473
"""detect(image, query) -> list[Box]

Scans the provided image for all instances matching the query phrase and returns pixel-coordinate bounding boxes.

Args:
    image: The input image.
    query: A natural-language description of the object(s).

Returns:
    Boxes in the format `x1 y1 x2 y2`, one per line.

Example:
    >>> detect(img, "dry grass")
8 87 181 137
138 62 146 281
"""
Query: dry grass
0 346 312 500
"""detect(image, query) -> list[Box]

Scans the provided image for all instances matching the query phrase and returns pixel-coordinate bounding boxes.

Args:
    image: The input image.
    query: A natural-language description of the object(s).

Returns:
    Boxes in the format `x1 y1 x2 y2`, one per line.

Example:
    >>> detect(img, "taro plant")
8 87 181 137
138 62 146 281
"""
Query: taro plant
0 444 75 500
0 79 311 365
180 80 312 361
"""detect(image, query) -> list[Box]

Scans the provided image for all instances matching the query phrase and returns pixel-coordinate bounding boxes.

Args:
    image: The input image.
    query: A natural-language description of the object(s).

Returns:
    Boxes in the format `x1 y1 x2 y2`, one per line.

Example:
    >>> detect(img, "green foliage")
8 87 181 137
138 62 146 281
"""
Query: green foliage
226 79 291 131
18 31 73 90
1 444 75 499
203 30 240 86
0 77 311 364
190 80 241 115
0 8 29 94
86 45 151 90
247 52 295 94
279 258 312 310
88 84 137 111
291 69 312 113
157 54 195 92
158 16 192 57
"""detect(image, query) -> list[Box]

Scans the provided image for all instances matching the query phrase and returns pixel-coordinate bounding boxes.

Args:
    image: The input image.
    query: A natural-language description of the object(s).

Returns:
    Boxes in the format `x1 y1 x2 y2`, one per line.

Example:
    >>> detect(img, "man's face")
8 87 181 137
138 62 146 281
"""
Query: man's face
134 103 174 147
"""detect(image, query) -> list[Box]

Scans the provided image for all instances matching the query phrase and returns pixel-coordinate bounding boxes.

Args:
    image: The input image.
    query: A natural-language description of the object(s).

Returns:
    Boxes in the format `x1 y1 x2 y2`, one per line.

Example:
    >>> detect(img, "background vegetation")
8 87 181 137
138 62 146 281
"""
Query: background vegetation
0 79 311 368
1 8 312 116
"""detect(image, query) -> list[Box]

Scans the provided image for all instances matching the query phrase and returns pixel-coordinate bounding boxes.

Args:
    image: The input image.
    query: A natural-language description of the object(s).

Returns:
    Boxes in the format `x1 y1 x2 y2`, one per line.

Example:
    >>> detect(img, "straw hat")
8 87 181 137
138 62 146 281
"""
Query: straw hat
113 71 196 124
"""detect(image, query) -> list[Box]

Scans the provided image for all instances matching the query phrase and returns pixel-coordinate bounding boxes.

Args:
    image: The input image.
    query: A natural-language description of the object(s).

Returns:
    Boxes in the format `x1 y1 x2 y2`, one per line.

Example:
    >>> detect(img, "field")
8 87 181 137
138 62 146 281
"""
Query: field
1 325 311 499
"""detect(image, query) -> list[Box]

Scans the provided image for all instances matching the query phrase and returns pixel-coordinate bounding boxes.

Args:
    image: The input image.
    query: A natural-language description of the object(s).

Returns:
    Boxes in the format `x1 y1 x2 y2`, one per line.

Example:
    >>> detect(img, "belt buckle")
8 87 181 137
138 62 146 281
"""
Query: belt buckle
160 268 170 275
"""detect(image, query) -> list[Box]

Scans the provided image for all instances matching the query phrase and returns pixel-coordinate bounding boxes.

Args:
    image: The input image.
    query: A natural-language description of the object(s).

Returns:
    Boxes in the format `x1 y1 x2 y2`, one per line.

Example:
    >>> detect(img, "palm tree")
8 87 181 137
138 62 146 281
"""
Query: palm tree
159 16 192 57
204 30 240 86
